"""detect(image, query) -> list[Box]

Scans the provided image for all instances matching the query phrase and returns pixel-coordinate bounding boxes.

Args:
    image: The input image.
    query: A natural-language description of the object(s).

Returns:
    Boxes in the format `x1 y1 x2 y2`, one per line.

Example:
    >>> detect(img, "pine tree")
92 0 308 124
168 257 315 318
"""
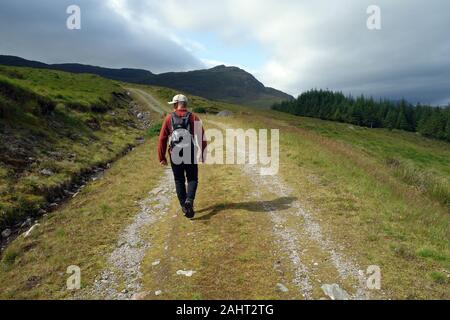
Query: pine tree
444 107 450 141
332 106 342 121
384 108 398 130
419 109 446 139
445 117 450 141
396 110 412 131
269 89 450 143
396 100 413 131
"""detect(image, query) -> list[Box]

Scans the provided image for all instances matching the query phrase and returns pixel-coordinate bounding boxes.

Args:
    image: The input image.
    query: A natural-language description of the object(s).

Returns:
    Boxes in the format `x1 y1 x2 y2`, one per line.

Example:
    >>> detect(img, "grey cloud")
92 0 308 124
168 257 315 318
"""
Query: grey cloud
280 1 450 105
0 0 204 72
1 0 449 105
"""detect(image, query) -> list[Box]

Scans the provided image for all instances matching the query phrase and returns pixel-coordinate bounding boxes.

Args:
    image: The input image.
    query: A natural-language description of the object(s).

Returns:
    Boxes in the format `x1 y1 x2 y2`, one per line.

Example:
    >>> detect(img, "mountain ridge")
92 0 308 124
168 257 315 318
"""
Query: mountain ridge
0 55 294 108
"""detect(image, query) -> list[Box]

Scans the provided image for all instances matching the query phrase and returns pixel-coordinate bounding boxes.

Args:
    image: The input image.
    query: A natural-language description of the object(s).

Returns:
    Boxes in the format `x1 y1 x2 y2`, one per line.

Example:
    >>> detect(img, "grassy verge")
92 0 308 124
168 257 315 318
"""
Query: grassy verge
0 138 163 299
292 117 450 206
214 111 449 298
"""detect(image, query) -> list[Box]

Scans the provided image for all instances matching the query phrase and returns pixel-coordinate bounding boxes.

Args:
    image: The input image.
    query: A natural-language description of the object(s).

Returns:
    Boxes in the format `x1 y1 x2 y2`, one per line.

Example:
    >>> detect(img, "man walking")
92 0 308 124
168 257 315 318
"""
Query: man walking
158 94 207 218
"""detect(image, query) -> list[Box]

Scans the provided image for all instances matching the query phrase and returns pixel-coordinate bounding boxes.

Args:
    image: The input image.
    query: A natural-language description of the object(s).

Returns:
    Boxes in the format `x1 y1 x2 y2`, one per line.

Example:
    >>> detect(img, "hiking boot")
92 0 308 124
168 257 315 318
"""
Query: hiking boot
183 199 195 219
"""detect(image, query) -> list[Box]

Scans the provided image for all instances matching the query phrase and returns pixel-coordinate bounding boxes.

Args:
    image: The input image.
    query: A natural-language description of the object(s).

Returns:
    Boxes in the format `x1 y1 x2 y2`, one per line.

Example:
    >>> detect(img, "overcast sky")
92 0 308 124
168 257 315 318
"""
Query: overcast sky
1 0 449 105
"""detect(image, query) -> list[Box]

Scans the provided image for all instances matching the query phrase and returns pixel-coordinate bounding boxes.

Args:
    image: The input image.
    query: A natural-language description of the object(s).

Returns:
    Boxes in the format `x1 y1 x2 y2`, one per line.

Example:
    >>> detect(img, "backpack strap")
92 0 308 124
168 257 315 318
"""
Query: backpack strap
170 112 176 132
183 112 192 131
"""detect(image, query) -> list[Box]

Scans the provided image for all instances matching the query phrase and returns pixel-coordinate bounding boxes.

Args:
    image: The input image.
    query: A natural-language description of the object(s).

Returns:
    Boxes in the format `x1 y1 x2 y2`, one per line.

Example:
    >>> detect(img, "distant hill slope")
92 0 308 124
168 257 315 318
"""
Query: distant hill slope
149 65 294 108
0 55 155 84
0 55 294 108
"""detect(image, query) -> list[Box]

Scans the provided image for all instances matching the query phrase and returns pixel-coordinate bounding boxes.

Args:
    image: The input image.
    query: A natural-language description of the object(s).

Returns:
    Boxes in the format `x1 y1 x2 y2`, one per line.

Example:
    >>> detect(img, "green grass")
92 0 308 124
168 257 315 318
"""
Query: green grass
263 113 450 206
0 66 144 229
0 65 118 107
293 117 450 174
0 138 164 299
200 108 449 299
429 271 448 285
143 85 229 114
192 106 207 114
146 120 163 137
1 248 18 270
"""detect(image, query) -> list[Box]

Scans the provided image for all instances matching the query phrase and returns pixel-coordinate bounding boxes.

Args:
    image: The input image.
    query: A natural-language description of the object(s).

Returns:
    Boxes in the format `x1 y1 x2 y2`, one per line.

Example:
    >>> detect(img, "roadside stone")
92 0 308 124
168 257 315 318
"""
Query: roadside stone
40 168 54 176
64 190 74 196
176 270 196 277
155 290 162 296
1 228 12 238
23 223 40 238
151 260 160 266
321 283 350 300
276 283 289 292
21 218 32 228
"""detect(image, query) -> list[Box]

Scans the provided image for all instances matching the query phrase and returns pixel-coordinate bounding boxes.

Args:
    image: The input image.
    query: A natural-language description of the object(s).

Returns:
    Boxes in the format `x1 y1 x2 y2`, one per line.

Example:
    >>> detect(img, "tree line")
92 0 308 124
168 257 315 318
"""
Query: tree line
272 89 450 142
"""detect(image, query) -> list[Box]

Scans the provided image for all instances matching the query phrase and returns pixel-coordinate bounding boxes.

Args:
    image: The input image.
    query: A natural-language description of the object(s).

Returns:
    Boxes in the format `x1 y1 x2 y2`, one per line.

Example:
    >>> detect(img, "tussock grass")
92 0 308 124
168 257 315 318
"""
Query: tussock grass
292 117 450 206
386 158 450 206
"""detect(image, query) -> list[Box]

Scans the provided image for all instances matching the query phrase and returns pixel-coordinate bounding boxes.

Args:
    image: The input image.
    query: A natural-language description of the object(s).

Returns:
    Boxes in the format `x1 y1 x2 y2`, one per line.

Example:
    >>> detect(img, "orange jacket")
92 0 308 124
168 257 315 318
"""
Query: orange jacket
157 109 207 163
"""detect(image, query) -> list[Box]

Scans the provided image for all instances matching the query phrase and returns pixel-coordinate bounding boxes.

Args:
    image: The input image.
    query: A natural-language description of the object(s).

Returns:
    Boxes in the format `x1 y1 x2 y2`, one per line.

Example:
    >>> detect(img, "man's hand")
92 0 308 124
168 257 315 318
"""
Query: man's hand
160 159 168 166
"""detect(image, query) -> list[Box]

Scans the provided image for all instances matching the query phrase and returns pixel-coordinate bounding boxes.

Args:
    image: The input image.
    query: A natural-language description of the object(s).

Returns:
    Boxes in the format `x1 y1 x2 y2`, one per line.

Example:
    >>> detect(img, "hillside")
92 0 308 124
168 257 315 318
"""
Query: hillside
0 55 294 108
0 65 150 232
148 65 293 108
0 67 448 300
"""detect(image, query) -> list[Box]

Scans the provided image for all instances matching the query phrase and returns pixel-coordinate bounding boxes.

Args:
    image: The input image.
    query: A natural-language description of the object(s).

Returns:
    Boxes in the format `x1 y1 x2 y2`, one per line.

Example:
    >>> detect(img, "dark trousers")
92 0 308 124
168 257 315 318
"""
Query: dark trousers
170 160 198 207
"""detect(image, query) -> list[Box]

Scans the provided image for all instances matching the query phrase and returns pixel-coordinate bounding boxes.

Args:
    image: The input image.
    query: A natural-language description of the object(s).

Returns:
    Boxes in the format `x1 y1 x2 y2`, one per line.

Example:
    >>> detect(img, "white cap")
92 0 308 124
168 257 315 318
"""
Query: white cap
168 94 188 105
